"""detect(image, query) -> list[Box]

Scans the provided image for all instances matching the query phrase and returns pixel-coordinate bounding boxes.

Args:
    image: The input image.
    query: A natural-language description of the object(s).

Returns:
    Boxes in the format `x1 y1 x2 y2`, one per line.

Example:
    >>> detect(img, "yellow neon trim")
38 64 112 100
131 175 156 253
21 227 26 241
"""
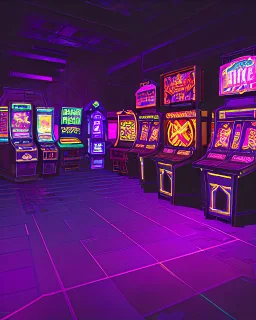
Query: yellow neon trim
209 183 231 216
159 168 172 196
207 172 231 179
158 162 172 168
140 157 144 180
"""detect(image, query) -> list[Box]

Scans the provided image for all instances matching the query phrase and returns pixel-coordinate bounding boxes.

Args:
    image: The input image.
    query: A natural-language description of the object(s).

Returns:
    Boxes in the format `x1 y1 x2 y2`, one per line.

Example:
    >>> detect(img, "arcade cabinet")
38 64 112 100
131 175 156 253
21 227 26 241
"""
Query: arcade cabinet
84 100 107 169
152 65 208 208
34 107 58 176
127 81 161 179
193 55 256 226
105 111 118 171
0 103 38 181
109 110 137 175
58 106 84 171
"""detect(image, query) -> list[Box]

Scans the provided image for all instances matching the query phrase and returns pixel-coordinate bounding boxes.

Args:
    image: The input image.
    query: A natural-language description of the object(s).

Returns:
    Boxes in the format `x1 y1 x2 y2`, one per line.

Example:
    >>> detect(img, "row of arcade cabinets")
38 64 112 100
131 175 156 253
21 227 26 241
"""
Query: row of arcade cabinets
0 88 58 182
194 55 256 226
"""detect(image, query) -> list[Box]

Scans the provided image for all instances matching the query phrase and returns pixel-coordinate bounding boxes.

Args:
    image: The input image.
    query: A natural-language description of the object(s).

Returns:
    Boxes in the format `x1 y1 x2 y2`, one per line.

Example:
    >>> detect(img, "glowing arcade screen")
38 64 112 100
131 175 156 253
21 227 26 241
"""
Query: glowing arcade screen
119 120 136 142
149 122 160 142
165 111 196 148
214 122 234 149
91 141 105 154
162 67 196 105
0 106 8 143
60 107 82 137
107 121 117 140
136 84 156 109
37 110 54 142
11 104 32 139
139 122 150 141
242 121 256 151
91 113 103 139
219 56 256 96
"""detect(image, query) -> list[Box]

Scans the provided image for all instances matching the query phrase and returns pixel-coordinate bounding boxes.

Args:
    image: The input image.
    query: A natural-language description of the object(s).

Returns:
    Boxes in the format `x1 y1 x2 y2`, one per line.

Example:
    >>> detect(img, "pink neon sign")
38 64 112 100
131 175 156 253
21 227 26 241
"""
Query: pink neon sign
219 56 256 96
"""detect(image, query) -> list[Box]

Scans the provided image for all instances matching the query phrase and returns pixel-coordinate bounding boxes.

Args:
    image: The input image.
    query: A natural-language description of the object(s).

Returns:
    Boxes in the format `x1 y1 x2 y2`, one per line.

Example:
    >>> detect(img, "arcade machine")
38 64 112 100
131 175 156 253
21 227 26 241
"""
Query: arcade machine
0 103 38 181
127 81 161 178
34 107 58 176
84 100 107 169
152 65 208 208
109 109 137 175
58 106 84 171
193 55 256 226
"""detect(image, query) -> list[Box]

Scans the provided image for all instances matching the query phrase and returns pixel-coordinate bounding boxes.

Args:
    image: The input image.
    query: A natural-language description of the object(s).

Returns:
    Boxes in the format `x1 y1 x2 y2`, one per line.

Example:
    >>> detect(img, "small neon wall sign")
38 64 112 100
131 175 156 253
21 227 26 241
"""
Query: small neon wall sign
219 56 256 96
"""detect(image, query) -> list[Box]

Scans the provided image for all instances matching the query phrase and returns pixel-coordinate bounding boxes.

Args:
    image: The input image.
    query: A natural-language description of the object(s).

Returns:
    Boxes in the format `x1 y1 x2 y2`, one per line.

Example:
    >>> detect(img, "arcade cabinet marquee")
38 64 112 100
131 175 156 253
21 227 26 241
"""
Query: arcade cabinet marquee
194 56 256 226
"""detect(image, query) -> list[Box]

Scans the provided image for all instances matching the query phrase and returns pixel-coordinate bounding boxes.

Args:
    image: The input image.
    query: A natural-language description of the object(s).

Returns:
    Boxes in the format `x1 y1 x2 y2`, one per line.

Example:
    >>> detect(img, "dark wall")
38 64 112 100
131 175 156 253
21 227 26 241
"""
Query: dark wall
106 3 255 113
0 50 108 122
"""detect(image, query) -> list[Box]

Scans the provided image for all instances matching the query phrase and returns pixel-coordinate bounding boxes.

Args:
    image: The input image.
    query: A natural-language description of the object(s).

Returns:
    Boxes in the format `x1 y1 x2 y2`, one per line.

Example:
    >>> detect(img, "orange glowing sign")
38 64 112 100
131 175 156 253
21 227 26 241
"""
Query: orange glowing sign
167 118 196 148
231 123 242 150
166 110 196 119
214 122 233 149
162 67 196 105
242 122 256 151
120 120 136 142
140 122 149 141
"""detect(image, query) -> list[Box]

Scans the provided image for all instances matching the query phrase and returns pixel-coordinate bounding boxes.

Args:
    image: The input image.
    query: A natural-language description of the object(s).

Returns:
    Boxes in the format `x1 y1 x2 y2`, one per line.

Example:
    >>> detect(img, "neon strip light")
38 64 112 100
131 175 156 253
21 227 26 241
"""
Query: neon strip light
159 168 172 196
140 157 144 180
9 51 67 64
207 172 231 179
10 71 53 82
209 183 231 216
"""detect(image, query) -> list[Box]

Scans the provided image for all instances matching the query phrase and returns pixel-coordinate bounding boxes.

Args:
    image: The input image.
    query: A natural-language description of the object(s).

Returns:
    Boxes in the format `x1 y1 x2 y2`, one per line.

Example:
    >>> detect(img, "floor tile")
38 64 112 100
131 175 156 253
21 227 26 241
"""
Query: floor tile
68 279 142 320
164 251 239 292
112 265 194 316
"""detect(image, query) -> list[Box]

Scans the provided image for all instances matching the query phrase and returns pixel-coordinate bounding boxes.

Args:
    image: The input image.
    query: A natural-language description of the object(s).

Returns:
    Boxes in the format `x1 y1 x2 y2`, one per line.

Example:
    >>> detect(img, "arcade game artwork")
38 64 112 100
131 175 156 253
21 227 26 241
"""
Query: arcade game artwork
35 107 58 176
193 55 256 226
152 66 208 207
127 80 161 180
58 107 84 171
0 101 38 182
84 100 107 169
109 110 137 174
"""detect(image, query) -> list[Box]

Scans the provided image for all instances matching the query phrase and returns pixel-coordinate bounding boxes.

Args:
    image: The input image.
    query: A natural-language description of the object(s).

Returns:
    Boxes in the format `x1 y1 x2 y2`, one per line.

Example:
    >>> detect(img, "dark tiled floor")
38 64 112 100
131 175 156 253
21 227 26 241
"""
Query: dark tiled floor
0 170 256 320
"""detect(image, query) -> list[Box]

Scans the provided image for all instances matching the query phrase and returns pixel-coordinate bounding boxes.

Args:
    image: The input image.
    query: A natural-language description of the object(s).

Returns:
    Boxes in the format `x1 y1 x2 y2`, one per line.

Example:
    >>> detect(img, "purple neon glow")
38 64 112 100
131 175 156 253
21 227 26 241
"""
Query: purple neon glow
10 71 53 82
9 51 67 64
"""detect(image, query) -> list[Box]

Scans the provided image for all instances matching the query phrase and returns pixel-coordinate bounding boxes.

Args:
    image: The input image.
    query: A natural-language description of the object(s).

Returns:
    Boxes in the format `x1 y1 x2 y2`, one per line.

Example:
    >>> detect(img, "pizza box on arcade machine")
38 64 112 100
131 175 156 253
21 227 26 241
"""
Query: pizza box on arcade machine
109 109 137 175
151 65 208 208
193 55 256 226
127 81 161 179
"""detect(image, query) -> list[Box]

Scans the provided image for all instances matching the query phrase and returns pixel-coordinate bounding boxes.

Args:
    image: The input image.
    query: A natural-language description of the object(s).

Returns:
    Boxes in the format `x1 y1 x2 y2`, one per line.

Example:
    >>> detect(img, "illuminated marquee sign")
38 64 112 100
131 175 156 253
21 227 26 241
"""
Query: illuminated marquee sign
138 115 159 120
61 107 82 125
219 56 256 96
161 66 196 105
61 126 81 135
136 84 157 109
166 110 196 119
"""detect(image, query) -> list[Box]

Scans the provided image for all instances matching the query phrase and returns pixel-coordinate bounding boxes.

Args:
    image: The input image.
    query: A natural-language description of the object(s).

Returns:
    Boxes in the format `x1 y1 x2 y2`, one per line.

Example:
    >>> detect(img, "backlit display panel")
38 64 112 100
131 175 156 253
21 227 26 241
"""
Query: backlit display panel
148 122 160 142
91 141 105 154
166 118 196 148
108 121 117 140
139 122 150 141
242 121 256 151
119 120 136 142
11 110 32 139
60 107 82 137
214 122 234 149
0 106 8 142
162 67 196 105
136 84 156 109
231 123 243 150
37 114 53 142
219 56 256 96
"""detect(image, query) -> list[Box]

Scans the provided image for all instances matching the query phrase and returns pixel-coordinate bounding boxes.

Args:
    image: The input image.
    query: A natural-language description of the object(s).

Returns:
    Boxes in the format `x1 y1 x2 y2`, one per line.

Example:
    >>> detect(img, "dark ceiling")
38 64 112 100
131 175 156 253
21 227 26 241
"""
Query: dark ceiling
0 0 223 56
0 0 253 68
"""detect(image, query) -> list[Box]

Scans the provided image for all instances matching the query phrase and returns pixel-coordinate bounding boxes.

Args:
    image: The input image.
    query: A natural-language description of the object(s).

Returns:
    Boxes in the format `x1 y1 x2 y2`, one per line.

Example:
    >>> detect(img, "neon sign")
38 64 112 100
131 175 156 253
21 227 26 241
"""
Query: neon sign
219 56 256 95
120 120 136 142
61 126 81 135
162 67 196 105
136 84 156 109
214 122 233 149
167 119 196 148
166 110 196 119
61 107 82 125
